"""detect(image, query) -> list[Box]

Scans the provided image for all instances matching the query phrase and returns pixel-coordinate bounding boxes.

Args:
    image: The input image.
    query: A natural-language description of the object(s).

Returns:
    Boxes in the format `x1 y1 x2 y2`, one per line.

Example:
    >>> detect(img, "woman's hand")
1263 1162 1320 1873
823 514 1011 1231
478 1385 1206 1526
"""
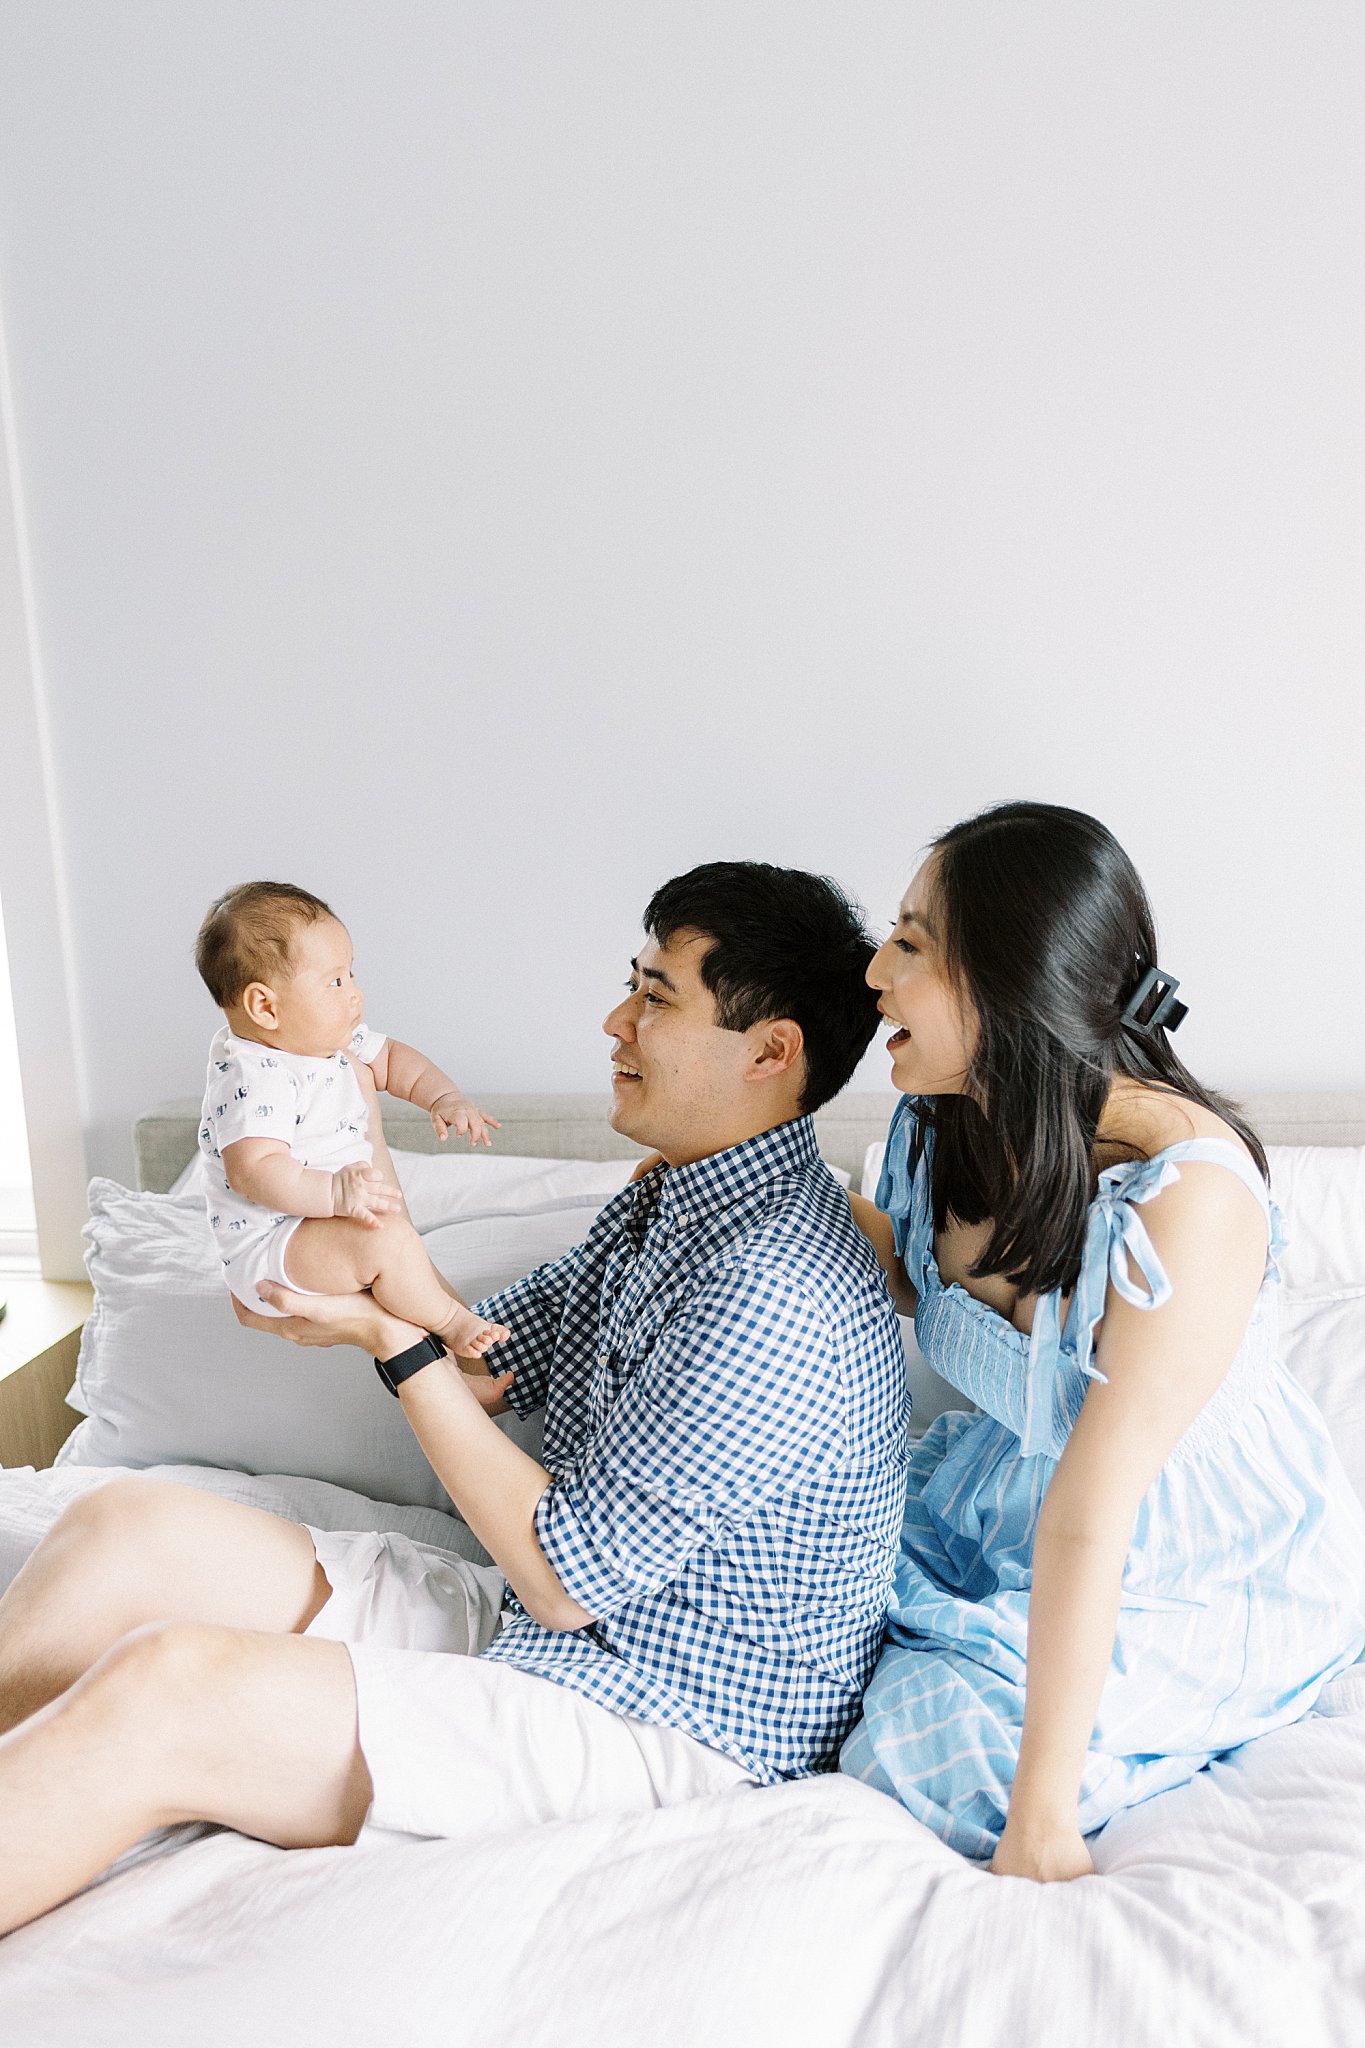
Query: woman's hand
989 1821 1094 1883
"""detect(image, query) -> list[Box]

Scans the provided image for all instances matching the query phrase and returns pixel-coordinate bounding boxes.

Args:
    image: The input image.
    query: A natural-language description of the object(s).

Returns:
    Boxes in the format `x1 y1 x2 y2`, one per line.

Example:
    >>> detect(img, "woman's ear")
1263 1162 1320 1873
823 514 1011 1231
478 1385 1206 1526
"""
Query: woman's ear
241 980 279 1031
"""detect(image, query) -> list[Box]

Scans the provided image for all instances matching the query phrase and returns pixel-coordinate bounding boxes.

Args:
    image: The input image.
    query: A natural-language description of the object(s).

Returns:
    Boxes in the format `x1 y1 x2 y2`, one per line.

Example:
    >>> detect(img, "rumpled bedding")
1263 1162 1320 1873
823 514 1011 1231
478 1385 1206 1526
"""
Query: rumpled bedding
0 1464 1360 2048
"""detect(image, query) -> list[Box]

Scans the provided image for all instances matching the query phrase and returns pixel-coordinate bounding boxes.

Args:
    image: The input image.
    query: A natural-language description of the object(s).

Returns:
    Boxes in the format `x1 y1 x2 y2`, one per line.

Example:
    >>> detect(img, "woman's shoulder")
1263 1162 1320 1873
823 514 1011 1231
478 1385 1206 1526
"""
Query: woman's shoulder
1094 1082 1258 1176
1092 1086 1271 1280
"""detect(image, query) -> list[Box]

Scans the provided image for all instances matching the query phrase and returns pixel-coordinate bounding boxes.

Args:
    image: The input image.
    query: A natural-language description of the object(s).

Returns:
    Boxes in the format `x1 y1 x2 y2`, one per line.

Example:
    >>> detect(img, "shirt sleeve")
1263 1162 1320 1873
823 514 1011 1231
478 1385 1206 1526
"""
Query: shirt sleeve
348 1022 387 1066
210 1053 297 1152
533 1264 848 1619
472 1246 584 1418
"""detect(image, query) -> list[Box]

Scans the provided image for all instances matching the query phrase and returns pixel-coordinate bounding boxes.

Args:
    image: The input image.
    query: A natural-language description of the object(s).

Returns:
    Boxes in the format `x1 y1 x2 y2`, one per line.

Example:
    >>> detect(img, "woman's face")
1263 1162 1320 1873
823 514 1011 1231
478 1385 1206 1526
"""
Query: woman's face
867 860 978 1096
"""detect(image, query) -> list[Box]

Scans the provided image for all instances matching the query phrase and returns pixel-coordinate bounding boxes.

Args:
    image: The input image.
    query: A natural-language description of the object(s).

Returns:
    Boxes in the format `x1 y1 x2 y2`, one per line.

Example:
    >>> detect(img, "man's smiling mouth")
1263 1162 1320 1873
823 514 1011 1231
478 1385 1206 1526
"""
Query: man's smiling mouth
611 1059 642 1081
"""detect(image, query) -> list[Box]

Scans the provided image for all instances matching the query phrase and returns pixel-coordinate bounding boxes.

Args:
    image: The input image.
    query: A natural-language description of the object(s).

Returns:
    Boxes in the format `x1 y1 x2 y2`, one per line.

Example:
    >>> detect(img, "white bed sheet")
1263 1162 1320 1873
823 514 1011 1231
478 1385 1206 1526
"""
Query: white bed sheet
0 1464 1361 2048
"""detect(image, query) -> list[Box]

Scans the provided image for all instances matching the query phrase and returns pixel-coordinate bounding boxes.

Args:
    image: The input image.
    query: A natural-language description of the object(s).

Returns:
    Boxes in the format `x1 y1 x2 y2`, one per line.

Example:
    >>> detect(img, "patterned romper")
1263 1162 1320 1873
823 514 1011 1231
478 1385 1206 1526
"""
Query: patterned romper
840 1097 1365 1857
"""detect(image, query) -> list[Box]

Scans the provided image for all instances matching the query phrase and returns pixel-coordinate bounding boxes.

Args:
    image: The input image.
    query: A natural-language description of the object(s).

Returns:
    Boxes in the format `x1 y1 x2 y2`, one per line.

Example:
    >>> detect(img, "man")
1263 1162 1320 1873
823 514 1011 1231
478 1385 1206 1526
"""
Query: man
0 863 908 1933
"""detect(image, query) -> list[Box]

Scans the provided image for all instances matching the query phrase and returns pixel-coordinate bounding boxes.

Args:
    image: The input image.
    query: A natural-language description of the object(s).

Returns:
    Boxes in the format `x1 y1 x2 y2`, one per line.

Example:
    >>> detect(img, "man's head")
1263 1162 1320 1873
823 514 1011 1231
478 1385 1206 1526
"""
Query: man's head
603 861 879 1166
195 881 363 1057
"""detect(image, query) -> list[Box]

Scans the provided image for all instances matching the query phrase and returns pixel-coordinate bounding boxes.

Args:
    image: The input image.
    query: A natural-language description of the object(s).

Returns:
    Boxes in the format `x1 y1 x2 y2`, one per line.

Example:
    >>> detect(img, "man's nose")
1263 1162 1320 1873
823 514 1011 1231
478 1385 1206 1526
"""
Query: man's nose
602 996 635 1039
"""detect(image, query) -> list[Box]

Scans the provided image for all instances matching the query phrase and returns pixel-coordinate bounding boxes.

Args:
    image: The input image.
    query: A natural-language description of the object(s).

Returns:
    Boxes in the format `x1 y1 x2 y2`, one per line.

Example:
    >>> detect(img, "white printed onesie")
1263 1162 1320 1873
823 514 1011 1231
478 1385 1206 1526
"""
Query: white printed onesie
198 1022 386 1315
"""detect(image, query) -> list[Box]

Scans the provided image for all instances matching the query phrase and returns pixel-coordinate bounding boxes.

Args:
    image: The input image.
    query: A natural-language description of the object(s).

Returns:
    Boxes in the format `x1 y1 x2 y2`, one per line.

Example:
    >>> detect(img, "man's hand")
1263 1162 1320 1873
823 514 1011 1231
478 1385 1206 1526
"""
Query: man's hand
451 1360 517 1415
232 1284 407 1353
428 1092 501 1148
232 1287 515 1412
330 1164 403 1226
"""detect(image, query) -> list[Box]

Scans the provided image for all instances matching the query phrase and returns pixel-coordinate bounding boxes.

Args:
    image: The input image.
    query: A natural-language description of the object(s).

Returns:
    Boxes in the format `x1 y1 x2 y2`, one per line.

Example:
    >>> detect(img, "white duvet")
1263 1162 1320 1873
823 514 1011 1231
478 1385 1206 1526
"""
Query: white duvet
0 1463 1360 2048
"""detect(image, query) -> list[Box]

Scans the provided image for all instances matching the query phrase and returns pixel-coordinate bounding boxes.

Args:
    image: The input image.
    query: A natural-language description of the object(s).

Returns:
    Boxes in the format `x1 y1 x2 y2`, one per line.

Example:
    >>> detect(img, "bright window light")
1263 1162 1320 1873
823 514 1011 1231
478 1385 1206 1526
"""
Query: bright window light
0 891 38 1275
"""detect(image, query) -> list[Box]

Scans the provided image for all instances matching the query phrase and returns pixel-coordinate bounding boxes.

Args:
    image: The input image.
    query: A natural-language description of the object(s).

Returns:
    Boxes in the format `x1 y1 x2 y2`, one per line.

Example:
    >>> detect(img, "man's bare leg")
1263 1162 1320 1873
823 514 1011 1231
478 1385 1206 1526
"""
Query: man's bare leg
0 1622 371 1935
0 1477 332 1735
281 1212 507 1355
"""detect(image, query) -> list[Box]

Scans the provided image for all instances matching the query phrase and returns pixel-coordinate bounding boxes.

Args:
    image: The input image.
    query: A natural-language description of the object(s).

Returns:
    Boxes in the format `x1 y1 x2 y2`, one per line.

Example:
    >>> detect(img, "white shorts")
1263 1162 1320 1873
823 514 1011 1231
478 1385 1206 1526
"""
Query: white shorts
223 1216 322 1317
303 1525 756 1840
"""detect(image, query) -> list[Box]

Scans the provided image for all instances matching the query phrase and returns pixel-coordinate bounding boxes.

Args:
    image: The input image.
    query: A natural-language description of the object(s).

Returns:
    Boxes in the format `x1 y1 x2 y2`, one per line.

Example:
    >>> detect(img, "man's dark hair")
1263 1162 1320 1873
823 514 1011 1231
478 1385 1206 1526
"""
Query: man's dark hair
642 862 879 1114
195 880 334 1009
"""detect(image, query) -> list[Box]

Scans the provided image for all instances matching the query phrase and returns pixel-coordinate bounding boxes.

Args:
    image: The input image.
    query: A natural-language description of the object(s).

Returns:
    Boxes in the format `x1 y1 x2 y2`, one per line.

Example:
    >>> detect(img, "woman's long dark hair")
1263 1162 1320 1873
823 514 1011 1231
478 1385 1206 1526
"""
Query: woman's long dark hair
914 801 1266 1300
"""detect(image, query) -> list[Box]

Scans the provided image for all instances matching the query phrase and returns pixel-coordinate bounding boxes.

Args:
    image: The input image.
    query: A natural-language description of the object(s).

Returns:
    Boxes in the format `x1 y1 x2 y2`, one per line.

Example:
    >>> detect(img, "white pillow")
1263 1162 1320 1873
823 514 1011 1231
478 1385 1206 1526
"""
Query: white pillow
59 1179 614 1513
169 1145 639 1232
862 1140 1365 1292
1265 1147 1365 1291
390 1149 639 1230
861 1141 886 1199
1279 1287 1365 1507
391 1148 847 1210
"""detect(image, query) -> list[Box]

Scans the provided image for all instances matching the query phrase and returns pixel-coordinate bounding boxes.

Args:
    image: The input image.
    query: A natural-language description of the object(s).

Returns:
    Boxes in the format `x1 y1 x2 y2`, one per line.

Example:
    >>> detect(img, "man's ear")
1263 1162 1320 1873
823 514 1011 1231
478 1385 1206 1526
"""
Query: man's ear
241 981 280 1031
746 1018 805 1088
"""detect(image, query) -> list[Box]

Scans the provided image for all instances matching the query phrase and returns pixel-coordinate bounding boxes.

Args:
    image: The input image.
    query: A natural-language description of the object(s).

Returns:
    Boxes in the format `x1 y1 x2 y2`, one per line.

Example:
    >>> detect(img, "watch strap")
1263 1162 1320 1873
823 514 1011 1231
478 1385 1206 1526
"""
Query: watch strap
374 1331 447 1398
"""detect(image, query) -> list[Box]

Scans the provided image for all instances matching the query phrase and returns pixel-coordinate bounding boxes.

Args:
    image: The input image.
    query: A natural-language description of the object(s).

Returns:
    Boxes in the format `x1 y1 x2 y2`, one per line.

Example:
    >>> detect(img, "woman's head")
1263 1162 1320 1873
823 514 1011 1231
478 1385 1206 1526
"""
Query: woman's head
877 801 1263 1296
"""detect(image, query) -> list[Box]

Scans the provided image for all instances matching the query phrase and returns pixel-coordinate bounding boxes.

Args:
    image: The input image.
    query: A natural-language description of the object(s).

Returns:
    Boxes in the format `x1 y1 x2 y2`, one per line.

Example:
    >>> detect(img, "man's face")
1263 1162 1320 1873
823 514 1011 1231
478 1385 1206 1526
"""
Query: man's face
602 929 763 1166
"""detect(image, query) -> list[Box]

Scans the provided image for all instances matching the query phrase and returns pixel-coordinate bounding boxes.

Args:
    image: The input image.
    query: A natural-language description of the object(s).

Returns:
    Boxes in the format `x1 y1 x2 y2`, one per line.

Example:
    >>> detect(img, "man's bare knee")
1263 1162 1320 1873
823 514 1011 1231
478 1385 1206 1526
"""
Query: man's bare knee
48 1474 172 1547
8 1477 326 1646
97 1617 208 1694
89 1623 371 1845
49 1621 252 1835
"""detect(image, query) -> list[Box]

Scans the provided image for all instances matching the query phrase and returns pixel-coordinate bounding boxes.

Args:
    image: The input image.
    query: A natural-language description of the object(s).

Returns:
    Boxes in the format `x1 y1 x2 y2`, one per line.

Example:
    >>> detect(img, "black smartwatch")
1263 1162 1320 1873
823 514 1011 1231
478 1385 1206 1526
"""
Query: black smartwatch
374 1331 448 1398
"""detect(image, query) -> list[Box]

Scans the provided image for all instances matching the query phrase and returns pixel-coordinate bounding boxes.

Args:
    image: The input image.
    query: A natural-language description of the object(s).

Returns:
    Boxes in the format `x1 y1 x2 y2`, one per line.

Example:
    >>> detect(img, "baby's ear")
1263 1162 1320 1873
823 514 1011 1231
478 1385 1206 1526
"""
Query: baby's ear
241 981 279 1030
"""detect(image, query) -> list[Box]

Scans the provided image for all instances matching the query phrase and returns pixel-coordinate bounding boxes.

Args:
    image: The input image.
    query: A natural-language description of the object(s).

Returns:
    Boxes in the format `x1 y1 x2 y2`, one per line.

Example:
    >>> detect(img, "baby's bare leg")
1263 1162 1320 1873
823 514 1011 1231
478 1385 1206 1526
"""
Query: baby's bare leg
281 1216 507 1353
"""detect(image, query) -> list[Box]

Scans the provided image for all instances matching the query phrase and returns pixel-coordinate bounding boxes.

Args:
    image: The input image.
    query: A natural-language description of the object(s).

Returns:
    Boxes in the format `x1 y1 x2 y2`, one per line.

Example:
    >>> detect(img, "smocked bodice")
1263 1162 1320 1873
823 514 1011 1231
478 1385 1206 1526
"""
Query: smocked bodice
877 1094 1285 1461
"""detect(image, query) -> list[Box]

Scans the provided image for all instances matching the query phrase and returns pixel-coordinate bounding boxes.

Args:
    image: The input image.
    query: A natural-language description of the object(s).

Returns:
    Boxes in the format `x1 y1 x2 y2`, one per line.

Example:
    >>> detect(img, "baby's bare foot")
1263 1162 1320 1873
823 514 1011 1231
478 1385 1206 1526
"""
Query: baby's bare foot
436 1304 510 1356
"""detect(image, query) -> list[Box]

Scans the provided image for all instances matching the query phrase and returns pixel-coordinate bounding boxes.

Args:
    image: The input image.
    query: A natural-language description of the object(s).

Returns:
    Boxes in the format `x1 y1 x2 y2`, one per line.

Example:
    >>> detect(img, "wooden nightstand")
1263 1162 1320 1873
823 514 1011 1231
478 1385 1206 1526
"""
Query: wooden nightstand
0 1278 93 1469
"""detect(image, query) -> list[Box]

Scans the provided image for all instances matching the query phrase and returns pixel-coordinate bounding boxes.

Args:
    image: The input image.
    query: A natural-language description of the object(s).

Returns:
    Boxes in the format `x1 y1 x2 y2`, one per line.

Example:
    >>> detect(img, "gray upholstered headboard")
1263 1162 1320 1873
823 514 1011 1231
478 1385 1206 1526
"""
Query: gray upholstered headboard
134 1090 1365 1194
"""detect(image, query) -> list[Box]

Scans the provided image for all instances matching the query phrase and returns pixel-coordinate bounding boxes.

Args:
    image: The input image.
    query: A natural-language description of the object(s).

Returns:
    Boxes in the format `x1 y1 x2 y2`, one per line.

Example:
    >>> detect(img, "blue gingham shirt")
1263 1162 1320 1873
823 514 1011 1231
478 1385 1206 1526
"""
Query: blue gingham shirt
475 1116 909 1783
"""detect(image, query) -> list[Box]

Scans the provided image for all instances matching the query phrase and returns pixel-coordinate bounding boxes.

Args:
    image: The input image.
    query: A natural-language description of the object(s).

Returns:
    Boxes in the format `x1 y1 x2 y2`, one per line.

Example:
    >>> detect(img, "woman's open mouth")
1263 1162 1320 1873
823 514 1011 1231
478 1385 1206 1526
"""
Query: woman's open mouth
886 1026 910 1050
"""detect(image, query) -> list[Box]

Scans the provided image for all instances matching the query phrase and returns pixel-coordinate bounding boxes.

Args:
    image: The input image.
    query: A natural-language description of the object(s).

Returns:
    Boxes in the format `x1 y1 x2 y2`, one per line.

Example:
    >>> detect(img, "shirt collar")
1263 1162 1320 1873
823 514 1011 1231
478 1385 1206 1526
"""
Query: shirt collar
630 1115 821 1229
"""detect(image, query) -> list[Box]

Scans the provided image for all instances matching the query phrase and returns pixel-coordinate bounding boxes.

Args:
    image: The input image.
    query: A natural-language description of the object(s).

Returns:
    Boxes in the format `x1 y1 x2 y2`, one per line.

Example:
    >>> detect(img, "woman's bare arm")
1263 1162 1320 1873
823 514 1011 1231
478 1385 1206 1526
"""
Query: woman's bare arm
848 1191 918 1314
994 1163 1268 1881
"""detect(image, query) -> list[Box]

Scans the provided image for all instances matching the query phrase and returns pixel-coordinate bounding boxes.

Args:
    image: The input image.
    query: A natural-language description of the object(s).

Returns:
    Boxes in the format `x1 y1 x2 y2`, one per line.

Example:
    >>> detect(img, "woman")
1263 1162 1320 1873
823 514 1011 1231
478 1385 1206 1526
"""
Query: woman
841 801 1365 1882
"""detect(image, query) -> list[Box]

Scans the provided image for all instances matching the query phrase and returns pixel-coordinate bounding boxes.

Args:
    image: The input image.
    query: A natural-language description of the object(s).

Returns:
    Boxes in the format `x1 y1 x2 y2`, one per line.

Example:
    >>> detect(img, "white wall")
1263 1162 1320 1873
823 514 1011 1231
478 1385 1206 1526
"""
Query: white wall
0 2 1362 1186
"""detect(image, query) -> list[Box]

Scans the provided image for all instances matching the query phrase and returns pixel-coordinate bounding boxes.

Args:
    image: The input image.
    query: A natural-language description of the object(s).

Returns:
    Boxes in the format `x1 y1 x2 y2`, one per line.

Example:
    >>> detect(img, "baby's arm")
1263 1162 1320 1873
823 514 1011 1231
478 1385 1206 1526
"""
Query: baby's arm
371 1037 501 1148
223 1138 402 1228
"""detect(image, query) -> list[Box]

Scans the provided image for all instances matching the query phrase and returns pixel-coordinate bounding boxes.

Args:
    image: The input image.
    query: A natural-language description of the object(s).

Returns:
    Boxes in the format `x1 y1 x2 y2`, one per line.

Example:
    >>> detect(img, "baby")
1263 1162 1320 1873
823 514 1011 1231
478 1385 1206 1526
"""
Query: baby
194 879 506 1357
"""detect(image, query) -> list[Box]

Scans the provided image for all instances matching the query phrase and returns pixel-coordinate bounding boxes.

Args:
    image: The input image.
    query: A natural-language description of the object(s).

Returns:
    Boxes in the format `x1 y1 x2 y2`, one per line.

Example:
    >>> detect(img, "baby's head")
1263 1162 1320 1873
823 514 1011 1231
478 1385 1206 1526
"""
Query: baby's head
195 881 362 1057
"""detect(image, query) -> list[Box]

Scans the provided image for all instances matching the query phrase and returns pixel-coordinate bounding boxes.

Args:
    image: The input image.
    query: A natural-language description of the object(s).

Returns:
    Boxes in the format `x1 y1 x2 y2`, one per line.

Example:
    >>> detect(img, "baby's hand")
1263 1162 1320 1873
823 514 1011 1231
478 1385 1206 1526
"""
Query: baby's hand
429 1092 501 1148
331 1164 403 1228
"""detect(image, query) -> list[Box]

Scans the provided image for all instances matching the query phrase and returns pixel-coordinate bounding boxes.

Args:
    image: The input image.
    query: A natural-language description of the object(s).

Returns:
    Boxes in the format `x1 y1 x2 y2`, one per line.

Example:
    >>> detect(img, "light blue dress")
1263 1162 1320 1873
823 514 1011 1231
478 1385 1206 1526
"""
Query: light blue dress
840 1096 1365 1858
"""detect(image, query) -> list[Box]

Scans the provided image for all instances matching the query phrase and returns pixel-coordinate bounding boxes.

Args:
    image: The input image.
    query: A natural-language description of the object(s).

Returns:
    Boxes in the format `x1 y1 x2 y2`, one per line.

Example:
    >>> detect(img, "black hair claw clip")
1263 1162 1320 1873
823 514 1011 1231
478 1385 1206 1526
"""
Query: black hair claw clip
1120 966 1188 1037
